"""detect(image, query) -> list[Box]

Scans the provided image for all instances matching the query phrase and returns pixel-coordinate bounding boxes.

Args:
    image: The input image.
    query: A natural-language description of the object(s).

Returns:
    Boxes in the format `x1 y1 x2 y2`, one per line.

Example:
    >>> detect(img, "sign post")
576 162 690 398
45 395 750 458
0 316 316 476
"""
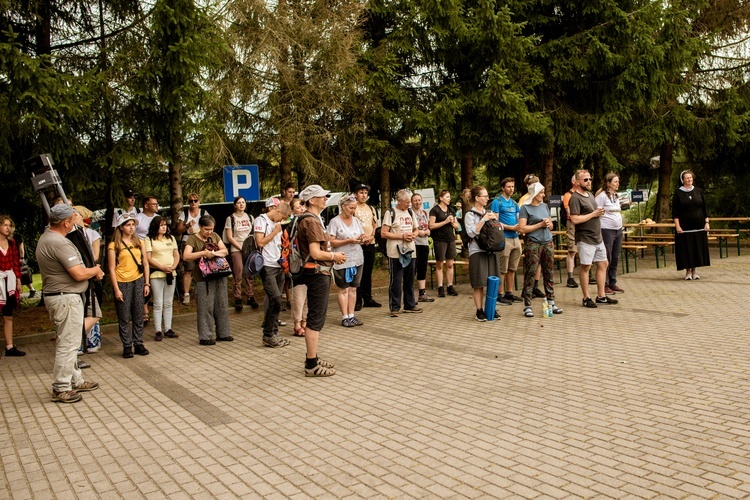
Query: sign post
223 165 260 202
631 191 645 236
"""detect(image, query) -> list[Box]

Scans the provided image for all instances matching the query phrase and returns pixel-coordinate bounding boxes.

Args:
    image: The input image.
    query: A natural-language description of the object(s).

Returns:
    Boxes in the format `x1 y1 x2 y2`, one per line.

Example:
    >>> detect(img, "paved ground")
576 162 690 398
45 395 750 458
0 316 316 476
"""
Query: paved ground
2 248 750 499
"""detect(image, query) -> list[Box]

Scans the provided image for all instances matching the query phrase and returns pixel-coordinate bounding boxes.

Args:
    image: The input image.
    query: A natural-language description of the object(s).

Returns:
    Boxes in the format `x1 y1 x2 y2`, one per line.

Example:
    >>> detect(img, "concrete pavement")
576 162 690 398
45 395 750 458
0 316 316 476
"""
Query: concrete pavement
2 249 750 498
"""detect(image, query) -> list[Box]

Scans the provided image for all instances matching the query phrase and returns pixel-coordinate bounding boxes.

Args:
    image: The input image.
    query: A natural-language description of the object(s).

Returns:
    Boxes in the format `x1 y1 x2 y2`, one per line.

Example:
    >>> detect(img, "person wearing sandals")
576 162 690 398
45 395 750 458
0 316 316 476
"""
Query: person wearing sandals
328 194 369 327
464 186 501 322
298 185 347 377
518 182 563 317
108 213 150 358
288 198 308 337
673 170 710 280
569 170 619 308
183 215 232 345
595 173 625 294
428 190 460 298
223 196 259 311
255 198 292 348
145 216 180 341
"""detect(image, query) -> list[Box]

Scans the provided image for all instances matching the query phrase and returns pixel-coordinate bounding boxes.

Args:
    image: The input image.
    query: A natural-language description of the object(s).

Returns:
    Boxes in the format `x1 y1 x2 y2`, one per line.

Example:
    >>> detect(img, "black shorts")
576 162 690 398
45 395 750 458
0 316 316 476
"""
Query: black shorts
2 295 17 317
332 265 363 289
298 272 331 331
433 240 458 261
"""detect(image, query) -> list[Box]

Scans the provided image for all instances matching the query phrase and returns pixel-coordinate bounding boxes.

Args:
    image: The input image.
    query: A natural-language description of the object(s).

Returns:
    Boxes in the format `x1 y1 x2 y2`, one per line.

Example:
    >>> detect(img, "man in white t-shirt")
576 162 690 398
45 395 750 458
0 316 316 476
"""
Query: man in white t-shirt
134 196 159 240
176 193 209 305
254 198 292 348
381 189 422 317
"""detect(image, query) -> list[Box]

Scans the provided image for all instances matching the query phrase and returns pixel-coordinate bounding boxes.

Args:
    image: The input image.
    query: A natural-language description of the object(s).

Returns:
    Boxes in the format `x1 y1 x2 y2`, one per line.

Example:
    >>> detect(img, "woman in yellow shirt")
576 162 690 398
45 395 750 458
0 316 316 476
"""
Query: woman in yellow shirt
145 216 180 341
108 214 150 358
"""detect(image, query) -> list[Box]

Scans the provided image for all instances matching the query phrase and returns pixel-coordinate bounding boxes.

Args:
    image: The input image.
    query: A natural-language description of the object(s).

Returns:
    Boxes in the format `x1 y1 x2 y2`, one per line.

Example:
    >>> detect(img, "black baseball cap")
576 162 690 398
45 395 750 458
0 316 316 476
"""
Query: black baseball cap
353 183 370 193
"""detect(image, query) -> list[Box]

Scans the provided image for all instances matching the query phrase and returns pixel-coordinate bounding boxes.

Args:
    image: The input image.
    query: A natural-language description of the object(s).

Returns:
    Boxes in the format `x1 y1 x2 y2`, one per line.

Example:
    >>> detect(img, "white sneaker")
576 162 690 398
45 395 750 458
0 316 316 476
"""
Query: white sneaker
182 294 190 306
87 345 100 353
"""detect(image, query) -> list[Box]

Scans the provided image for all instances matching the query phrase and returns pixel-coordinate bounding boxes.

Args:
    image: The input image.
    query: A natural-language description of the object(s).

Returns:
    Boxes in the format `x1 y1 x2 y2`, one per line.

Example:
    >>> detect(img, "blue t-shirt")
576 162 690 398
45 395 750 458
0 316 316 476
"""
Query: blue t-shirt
519 203 553 244
490 195 519 239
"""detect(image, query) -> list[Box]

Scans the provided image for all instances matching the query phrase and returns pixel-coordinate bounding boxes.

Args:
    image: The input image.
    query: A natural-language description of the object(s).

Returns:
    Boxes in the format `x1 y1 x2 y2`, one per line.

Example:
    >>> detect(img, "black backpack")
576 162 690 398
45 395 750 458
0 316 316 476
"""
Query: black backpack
468 210 505 252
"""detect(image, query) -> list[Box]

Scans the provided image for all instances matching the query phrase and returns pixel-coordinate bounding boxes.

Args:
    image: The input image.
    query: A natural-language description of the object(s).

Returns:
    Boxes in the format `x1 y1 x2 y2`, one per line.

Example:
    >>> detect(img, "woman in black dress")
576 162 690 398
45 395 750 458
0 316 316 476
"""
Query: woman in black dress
673 170 710 280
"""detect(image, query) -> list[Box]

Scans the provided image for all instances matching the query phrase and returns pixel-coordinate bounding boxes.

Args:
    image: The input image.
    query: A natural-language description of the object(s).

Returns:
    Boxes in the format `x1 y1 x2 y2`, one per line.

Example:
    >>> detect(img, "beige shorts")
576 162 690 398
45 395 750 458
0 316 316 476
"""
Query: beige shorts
499 237 521 274
566 224 578 253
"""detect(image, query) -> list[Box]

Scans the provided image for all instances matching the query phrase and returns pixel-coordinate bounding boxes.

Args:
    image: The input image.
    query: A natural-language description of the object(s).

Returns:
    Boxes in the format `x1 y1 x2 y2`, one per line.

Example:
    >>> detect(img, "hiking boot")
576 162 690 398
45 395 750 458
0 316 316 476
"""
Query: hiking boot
418 292 435 302
595 296 618 305
247 297 259 309
199 339 216 346
447 286 458 296
532 288 545 298
52 390 82 404
154 331 163 342
476 309 487 322
134 345 149 356
604 286 615 295
496 296 513 306
582 297 598 308
234 299 243 312
437 286 445 298
5 346 26 357
263 336 290 348
73 381 99 393
122 346 134 358
610 285 625 293
566 278 579 288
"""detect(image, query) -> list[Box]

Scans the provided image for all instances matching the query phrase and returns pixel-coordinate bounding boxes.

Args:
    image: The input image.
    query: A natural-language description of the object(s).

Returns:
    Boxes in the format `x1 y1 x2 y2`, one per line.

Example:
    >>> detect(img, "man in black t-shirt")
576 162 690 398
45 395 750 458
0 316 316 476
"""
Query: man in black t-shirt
568 170 618 308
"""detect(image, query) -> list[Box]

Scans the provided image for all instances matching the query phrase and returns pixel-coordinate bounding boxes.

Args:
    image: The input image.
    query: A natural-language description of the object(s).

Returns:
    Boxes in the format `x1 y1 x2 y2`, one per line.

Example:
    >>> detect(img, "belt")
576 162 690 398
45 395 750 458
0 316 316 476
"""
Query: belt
43 292 81 297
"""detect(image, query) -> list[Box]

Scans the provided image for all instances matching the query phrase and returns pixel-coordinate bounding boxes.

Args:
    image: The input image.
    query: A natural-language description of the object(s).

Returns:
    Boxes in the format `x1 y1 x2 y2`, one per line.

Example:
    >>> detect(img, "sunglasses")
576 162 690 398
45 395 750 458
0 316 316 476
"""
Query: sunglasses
188 199 199 203
582 178 592 182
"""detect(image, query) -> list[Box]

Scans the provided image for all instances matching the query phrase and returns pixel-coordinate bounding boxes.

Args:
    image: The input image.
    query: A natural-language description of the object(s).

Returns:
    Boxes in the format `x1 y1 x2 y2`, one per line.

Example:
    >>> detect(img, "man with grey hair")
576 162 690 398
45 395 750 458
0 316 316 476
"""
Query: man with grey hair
36 204 105 403
382 189 422 317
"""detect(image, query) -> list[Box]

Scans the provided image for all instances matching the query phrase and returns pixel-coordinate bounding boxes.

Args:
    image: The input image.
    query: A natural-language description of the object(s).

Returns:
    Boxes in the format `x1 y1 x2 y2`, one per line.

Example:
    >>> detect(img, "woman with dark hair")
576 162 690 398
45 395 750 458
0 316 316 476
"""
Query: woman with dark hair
673 170 710 280
108 214 150 358
183 215 232 344
145 216 180 341
223 196 258 311
595 173 624 294
429 189 460 297
464 185 501 322
0 215 25 356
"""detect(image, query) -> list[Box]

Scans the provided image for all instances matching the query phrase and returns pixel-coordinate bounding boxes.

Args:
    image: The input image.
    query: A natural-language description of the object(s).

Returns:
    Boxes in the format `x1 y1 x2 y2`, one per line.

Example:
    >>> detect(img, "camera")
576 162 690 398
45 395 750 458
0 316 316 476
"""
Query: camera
166 273 174 286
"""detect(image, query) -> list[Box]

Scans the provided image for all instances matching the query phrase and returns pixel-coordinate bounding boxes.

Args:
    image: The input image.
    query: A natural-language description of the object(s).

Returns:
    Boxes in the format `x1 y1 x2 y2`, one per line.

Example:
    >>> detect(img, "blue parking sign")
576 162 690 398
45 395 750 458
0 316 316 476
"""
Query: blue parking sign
223 165 260 202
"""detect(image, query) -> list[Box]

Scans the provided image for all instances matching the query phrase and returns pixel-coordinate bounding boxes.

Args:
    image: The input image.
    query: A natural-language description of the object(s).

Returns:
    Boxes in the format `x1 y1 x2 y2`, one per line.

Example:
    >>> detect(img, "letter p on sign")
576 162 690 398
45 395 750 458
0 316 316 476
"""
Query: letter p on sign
223 165 260 202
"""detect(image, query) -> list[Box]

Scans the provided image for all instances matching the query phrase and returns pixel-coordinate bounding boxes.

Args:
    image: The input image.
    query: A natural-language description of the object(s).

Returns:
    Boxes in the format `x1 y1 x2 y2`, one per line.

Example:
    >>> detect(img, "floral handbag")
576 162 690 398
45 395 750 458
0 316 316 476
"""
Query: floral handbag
198 241 232 279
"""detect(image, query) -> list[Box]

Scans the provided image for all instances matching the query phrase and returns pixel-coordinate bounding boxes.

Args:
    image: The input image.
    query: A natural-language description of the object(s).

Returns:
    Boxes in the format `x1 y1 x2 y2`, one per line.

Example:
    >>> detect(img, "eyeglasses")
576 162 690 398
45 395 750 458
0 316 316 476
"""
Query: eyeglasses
188 199 199 203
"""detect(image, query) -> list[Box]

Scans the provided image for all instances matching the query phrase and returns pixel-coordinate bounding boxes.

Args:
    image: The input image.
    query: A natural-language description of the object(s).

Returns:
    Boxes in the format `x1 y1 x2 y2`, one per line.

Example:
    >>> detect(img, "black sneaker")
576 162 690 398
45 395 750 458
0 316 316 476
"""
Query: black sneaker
154 331 163 342
447 286 458 296
437 286 445 298
216 336 234 341
199 339 216 346
476 309 487 322
595 296 618 305
247 297 259 309
582 297 598 308
234 299 243 312
341 318 355 328
505 293 523 302
134 344 149 356
496 296 513 306
5 346 26 357
122 346 134 358
589 276 597 285
532 288 545 298
566 278 579 288
363 300 382 308
28 290 36 298
354 300 363 311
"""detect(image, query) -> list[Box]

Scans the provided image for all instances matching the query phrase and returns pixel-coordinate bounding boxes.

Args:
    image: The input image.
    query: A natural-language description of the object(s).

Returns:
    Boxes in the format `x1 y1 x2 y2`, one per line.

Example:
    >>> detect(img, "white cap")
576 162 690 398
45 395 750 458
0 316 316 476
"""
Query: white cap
524 182 545 205
299 185 331 202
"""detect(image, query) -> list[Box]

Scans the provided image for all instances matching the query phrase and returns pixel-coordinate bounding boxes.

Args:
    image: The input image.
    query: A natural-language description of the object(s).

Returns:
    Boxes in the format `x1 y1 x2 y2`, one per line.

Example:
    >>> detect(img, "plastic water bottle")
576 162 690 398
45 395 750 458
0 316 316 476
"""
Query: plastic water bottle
542 298 549 318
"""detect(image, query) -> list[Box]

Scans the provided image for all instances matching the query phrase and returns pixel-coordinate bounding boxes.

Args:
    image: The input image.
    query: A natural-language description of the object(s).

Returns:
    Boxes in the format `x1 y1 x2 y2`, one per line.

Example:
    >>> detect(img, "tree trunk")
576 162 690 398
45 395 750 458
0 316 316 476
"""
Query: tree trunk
654 142 673 222
542 148 554 195
280 144 292 190
379 162 389 216
593 152 604 190
36 0 51 56
169 159 184 227
460 147 473 190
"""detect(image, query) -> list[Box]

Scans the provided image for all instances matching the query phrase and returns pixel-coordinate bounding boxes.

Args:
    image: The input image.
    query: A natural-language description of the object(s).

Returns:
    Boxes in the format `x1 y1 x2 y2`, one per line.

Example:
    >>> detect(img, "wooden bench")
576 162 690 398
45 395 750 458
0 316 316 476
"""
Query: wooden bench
708 231 741 258
428 260 468 289
623 240 675 268
620 244 647 273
